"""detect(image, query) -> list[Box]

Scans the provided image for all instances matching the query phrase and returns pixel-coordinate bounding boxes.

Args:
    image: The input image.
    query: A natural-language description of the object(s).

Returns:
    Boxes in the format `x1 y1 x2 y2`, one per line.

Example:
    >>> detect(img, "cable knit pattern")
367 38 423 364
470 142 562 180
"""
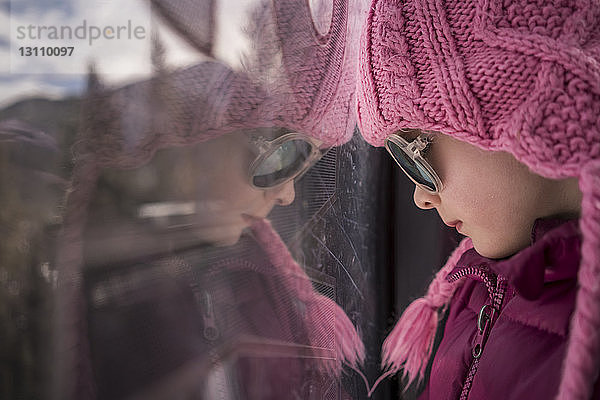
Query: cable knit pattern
73 0 360 170
356 0 600 398
357 0 600 179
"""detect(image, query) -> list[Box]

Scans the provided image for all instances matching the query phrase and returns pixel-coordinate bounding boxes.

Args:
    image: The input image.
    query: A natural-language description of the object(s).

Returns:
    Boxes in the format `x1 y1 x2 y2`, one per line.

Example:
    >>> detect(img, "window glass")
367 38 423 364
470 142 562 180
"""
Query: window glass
0 1 456 399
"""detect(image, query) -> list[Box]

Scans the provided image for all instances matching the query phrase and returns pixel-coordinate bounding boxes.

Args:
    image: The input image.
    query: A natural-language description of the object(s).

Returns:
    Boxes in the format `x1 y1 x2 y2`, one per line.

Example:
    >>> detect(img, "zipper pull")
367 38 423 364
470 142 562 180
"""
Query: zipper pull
472 276 508 359
196 290 219 341
472 304 495 359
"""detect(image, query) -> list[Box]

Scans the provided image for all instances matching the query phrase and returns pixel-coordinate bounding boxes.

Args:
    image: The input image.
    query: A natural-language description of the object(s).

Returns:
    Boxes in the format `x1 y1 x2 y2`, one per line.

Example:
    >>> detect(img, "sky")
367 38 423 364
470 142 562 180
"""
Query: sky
0 0 255 107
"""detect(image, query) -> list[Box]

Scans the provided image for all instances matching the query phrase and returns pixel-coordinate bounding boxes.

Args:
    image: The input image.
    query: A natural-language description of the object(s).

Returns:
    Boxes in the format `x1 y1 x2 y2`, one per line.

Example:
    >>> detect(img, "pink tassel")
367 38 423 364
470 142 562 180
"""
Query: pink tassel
249 217 365 377
382 298 440 379
303 294 366 376
379 237 473 390
556 160 600 400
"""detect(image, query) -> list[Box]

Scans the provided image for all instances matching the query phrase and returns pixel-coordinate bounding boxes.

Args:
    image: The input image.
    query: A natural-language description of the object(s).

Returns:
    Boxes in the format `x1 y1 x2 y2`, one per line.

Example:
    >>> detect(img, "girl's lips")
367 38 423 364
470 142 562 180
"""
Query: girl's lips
445 220 464 233
455 221 463 233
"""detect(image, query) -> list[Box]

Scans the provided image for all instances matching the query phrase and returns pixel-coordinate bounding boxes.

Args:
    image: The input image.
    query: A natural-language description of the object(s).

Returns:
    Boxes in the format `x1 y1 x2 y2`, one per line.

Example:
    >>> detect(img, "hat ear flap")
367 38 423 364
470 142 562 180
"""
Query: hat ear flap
557 160 600 399
249 217 365 376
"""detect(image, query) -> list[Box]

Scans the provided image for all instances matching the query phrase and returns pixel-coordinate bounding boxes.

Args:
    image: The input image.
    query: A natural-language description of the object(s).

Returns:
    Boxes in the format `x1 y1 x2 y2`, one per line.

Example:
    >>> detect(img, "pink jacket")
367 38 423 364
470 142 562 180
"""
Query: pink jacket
419 219 599 399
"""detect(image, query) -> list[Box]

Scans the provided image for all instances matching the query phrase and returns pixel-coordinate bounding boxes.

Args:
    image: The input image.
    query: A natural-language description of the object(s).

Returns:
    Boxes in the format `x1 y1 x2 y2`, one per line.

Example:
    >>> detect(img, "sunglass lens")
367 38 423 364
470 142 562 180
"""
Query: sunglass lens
386 141 437 192
252 139 313 188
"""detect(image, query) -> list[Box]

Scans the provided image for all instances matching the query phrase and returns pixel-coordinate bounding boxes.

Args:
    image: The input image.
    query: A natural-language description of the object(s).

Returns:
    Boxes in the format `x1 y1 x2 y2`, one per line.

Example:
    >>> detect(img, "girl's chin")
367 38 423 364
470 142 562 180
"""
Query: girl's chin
193 223 246 247
212 235 242 247
471 239 522 260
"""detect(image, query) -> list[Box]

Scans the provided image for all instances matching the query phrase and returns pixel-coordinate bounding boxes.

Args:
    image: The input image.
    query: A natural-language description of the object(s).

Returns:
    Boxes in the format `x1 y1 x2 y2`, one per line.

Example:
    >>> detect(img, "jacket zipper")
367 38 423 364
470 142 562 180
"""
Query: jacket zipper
190 282 220 341
447 267 508 399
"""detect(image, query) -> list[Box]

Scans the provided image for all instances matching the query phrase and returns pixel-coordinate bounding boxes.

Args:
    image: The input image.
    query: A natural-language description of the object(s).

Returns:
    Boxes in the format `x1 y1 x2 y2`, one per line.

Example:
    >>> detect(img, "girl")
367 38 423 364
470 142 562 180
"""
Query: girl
52 0 366 395
356 0 600 398
60 60 364 398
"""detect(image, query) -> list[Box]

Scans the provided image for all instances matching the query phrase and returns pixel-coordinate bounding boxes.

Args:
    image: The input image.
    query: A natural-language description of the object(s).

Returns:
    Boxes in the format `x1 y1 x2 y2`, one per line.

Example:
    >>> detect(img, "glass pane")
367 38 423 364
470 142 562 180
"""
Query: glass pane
0 0 464 396
1 0 405 399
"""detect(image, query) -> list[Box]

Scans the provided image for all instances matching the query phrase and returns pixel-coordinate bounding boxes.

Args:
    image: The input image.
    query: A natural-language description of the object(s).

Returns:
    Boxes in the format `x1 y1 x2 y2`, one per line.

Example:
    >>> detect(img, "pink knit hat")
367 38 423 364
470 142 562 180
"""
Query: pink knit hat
356 0 600 398
76 0 359 170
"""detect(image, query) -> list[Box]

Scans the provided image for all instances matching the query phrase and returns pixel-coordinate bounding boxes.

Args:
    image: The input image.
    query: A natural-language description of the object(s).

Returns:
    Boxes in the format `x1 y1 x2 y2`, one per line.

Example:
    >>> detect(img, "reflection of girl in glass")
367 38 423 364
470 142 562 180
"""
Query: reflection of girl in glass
356 0 600 398
56 37 363 400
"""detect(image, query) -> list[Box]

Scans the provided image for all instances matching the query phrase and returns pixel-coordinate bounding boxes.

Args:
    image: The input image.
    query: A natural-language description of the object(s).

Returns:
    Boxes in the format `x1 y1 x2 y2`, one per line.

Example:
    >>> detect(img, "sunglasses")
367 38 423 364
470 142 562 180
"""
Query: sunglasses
248 132 325 189
384 130 443 194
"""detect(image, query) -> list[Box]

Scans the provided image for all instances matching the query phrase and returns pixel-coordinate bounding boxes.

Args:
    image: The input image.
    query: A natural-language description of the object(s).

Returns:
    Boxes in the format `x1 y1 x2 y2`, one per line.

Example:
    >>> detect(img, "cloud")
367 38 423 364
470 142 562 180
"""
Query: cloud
0 0 261 107
8 0 75 17
0 74 83 108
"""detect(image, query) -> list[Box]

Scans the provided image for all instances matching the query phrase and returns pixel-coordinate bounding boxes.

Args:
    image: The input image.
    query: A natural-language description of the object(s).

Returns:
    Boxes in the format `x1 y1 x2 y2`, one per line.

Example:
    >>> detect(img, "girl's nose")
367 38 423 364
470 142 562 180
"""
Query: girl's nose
413 185 440 209
266 180 296 206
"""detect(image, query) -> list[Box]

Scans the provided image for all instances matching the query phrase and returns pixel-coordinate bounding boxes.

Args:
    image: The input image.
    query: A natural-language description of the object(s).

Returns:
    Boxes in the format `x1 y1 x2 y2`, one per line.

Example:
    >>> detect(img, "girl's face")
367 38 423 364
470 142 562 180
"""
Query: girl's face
116 130 297 247
408 133 581 259
173 130 297 246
